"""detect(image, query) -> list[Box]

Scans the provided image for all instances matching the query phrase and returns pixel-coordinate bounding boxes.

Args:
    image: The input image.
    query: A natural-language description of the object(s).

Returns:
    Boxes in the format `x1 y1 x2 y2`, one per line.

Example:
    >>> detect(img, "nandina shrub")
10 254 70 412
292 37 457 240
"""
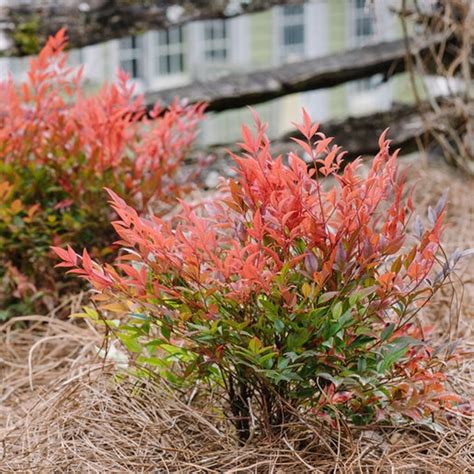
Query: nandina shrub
0 29 205 317
55 112 462 440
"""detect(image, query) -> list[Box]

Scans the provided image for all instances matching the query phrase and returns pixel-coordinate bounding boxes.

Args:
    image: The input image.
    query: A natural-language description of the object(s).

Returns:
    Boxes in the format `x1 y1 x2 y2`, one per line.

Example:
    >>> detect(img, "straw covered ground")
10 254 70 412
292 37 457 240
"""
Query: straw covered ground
0 158 473 473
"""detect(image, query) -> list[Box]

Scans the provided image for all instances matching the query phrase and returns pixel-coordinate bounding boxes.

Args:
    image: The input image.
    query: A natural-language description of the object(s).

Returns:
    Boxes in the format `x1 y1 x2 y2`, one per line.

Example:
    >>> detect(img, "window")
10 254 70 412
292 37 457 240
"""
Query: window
347 0 393 113
119 36 142 79
203 20 229 62
280 5 305 62
155 26 185 76
352 0 378 91
353 0 375 46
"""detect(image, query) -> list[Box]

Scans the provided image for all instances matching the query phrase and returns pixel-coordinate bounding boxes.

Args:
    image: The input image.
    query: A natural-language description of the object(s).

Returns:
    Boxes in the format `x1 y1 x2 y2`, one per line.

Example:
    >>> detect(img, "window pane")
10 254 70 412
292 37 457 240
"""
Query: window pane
158 30 169 44
170 55 177 74
356 16 373 37
215 22 226 39
284 25 304 46
282 5 304 16
120 59 139 78
120 59 132 75
157 52 185 75
119 35 142 78
203 20 228 62
216 49 227 60
159 56 169 74
156 27 185 75
204 25 213 41
205 48 227 61
170 54 184 74
169 26 182 44
204 21 226 40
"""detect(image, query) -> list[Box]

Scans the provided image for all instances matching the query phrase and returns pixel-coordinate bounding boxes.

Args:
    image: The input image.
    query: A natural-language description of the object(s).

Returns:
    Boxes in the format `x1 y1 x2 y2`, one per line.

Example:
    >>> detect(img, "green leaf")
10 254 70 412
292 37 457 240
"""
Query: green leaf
248 336 262 353
259 297 277 315
277 357 290 370
332 301 343 320
119 335 143 354
275 262 291 285
353 285 377 300
357 358 367 372
284 351 299 362
380 323 395 342
321 337 334 349
377 344 410 373
391 336 423 346
317 372 339 386
269 370 303 383
350 335 375 348
137 356 168 368
286 330 311 351
161 324 171 341
339 310 353 326
349 293 360 306
258 352 275 368
309 307 329 320
274 319 285 333
129 312 150 321
319 292 338 304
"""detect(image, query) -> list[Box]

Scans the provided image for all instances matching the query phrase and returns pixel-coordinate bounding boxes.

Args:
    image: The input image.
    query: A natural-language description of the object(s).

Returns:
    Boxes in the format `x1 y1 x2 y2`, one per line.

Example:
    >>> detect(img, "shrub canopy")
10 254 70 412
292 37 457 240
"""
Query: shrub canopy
56 111 461 439
0 29 205 316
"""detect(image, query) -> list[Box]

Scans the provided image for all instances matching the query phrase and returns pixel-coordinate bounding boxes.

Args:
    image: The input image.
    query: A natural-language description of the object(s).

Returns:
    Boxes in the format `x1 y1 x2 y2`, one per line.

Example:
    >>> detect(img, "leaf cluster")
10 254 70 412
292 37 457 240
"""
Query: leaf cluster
56 111 462 436
0 29 205 316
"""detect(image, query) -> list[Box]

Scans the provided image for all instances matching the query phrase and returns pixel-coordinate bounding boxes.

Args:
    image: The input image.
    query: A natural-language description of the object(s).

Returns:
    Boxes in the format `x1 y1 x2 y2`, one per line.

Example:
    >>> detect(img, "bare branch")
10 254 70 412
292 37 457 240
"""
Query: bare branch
397 0 473 173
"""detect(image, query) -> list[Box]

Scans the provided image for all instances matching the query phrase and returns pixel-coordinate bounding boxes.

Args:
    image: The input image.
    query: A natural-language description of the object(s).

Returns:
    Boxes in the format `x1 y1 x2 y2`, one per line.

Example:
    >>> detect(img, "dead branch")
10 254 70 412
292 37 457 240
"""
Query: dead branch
398 0 473 173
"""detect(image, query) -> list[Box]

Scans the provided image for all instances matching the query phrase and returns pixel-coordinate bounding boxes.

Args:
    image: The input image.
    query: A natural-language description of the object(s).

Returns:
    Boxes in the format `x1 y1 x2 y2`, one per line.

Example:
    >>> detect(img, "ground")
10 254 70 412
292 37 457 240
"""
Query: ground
0 156 472 472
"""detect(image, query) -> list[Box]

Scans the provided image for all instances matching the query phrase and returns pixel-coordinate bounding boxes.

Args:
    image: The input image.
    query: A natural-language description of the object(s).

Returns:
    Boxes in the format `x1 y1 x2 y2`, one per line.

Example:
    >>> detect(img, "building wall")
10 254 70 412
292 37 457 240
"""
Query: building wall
0 1 408 145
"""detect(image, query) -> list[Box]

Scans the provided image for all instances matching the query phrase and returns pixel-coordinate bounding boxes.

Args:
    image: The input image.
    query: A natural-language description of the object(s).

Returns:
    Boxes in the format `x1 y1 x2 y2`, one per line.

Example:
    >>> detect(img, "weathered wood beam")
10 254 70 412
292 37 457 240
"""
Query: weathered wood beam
194 101 464 182
0 0 305 57
277 102 425 159
147 34 446 113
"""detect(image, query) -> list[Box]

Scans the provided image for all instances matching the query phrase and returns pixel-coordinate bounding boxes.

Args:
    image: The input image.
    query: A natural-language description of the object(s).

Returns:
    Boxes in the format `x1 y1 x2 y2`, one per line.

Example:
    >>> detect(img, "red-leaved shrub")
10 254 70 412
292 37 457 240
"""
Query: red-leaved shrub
0 29 205 317
55 112 461 440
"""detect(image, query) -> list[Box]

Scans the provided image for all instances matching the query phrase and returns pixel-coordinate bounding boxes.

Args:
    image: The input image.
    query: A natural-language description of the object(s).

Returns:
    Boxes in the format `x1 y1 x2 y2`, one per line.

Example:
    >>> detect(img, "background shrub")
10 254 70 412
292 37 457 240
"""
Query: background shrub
0 29 205 317
55 112 461 440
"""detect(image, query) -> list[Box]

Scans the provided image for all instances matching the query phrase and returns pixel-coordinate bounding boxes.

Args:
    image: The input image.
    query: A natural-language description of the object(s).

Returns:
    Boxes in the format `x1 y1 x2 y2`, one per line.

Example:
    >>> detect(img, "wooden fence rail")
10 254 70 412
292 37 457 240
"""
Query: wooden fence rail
191 101 464 181
146 35 445 113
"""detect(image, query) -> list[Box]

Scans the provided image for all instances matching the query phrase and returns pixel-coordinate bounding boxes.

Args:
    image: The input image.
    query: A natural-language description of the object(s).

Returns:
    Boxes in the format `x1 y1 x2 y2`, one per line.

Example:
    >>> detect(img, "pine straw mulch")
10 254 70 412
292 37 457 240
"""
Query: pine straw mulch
0 317 472 473
0 159 473 473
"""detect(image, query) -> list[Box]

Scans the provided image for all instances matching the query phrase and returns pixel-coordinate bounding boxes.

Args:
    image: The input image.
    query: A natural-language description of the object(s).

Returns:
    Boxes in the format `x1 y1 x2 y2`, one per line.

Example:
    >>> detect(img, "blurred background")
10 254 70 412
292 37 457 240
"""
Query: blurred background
0 1 471 165
0 1 414 146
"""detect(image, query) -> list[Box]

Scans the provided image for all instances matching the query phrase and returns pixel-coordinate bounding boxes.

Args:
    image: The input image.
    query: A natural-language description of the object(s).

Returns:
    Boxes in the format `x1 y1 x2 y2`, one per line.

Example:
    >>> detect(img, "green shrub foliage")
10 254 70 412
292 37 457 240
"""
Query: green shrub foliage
0 30 205 317
56 103 462 438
